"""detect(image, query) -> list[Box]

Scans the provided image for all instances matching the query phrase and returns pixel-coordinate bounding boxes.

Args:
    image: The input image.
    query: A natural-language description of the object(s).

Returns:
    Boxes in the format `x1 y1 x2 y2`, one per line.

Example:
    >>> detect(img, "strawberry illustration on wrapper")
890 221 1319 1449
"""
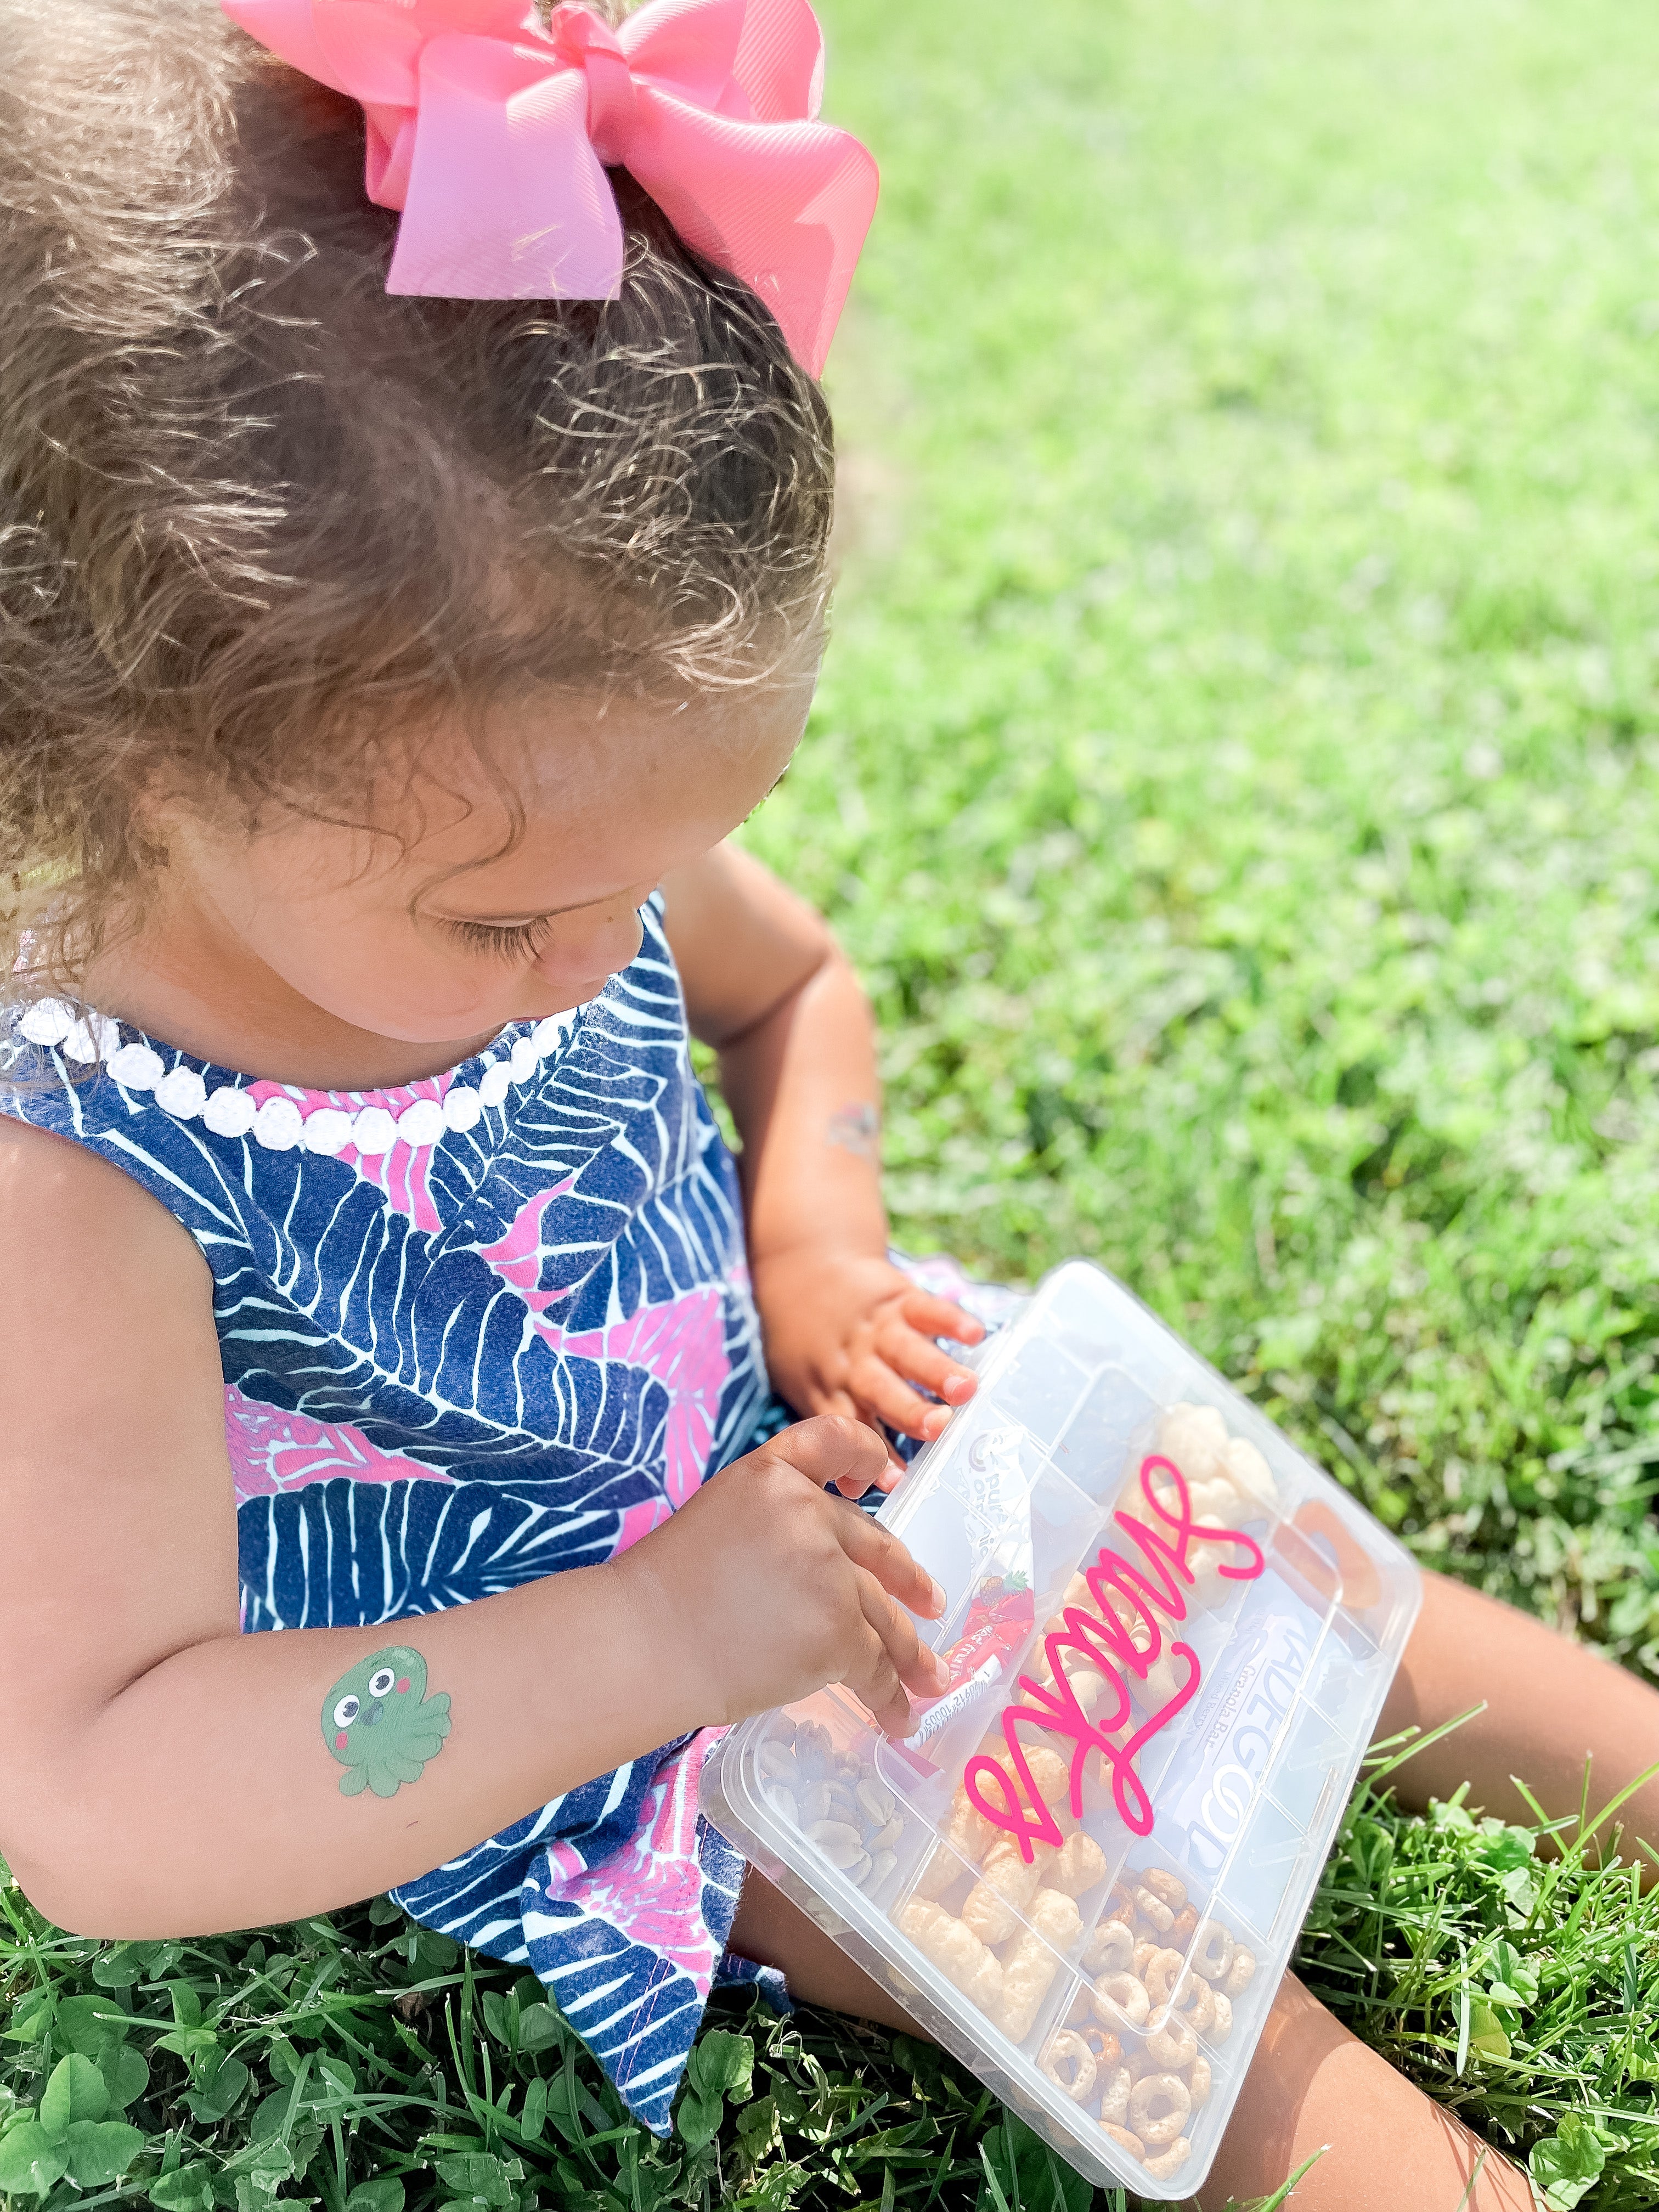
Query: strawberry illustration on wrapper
953 1571 1036 1682
894 1570 1035 1771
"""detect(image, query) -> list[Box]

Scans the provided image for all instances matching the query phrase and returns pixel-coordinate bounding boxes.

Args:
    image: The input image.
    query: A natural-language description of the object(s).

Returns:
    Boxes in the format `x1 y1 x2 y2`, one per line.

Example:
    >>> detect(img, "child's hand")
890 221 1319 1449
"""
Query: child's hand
612 1415 952 1736
750 1248 985 1463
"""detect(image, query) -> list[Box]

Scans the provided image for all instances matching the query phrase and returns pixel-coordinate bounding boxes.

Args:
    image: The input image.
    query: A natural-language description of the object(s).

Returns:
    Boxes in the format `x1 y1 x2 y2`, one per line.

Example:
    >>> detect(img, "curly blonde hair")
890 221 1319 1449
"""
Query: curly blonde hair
0 0 834 1000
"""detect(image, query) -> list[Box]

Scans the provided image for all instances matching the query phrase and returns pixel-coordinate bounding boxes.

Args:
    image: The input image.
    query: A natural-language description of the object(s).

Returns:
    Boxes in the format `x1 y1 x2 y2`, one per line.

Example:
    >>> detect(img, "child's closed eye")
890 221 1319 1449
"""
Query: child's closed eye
443 915 554 961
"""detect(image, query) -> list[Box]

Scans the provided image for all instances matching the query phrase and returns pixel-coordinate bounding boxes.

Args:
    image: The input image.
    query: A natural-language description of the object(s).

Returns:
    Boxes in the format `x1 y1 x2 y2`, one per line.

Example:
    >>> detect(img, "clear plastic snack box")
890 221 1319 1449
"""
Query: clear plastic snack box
699 1261 1422 2199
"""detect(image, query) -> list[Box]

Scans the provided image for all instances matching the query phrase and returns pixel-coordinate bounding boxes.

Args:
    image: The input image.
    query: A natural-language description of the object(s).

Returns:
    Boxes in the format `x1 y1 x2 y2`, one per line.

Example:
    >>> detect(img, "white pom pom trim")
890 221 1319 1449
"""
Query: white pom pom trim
202 1086 258 1138
16 1006 582 1155
109 1042 166 1092
252 1096 305 1152
18 1000 76 1048
64 1015 121 1064
155 1067 209 1120
301 1107 354 1156
351 1105 399 1156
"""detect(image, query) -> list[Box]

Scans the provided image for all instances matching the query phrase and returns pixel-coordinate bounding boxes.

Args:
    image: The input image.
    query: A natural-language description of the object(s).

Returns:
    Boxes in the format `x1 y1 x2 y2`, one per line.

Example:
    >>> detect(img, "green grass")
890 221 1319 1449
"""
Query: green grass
1293 1733 1659 2211
4 1754 1657 2212
783 0 1659 1663
9 0 1659 2203
0 1867 1319 2212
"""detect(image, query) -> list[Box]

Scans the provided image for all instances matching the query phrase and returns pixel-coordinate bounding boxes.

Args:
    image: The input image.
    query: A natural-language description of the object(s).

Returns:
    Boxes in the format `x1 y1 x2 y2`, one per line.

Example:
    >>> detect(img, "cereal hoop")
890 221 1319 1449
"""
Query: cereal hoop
1039 2030 1098 2104
1128 2070 1192 2148
1090 1970 1150 2030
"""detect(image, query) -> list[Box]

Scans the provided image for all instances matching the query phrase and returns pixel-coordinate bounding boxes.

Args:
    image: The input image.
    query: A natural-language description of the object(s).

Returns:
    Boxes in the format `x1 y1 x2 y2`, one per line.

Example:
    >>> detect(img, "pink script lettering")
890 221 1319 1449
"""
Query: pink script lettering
963 1454 1266 1855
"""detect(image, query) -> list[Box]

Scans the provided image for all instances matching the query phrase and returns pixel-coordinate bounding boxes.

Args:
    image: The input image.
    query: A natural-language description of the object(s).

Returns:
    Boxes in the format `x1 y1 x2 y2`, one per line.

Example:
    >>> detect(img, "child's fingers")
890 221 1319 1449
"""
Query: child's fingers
836 1497 946 1620
811 1387 893 1485
849 1357 954 1443
899 1289 986 1347
862 1437 908 1485
835 1581 946 1737
837 1622 913 1739
857 1568 951 1702
763 1412 893 1498
877 1317 978 1407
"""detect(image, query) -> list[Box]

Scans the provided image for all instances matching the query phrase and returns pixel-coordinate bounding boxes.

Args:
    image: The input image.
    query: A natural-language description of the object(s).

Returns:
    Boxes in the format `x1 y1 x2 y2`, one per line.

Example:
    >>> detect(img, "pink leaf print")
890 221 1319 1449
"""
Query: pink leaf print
473 1179 578 1311
612 1497 673 1556
543 1732 727 1987
224 1385 455 1503
564 1288 730 1508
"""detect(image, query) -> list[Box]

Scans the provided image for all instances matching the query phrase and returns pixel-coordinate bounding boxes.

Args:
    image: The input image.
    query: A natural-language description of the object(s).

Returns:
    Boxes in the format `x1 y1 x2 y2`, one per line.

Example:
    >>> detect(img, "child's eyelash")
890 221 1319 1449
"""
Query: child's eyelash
445 916 553 961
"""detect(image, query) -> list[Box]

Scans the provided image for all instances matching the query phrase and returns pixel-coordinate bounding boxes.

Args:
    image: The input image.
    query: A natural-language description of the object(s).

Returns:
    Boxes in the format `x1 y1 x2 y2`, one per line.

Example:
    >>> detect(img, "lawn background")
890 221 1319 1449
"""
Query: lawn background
8 0 1659 2205
785 0 1659 1663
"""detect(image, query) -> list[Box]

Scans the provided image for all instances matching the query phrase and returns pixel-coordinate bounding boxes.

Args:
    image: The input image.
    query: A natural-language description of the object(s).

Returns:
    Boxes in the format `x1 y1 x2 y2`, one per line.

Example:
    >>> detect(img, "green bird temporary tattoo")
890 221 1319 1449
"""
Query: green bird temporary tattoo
321 1646 451 1798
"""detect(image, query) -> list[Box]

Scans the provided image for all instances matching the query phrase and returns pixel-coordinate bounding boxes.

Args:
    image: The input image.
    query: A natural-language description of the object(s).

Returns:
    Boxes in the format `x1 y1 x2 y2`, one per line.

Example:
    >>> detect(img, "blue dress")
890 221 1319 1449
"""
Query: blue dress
0 896 778 2132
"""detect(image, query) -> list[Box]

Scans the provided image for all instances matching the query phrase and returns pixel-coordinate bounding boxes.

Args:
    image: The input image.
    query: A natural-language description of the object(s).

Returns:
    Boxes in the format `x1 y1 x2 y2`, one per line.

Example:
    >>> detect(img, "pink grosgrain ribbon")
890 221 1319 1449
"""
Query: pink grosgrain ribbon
220 0 877 375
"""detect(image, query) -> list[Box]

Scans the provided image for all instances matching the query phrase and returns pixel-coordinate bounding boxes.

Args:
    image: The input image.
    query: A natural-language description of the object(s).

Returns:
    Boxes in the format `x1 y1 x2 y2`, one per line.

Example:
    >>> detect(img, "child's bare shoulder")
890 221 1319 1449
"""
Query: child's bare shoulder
0 1113 208 1283
0 1114 217 1420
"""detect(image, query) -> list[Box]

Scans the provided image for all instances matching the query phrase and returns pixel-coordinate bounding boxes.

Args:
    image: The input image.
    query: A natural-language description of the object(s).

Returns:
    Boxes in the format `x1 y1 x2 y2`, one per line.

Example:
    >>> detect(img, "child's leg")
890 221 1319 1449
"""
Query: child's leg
1376 1567 1659 1849
1196 1567 1659 2208
733 1881 1535 2208
728 1867 920 2034
1182 1970 1536 2209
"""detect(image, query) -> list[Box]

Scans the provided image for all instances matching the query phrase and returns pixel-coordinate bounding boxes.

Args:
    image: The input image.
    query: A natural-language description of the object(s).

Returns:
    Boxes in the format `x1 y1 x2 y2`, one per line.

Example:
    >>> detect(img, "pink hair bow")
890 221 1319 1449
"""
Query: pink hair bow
221 0 877 375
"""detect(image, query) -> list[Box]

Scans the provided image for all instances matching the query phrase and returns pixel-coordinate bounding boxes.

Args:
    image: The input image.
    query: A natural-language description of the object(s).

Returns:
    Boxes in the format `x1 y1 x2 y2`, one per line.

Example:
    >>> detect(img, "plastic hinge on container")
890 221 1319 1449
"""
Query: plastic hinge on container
699 1260 1421 2199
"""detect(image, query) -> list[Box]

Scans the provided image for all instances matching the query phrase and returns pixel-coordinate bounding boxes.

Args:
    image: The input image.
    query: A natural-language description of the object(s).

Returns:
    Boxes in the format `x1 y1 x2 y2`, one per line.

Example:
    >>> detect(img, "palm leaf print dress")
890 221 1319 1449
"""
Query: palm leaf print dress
1 896 782 2130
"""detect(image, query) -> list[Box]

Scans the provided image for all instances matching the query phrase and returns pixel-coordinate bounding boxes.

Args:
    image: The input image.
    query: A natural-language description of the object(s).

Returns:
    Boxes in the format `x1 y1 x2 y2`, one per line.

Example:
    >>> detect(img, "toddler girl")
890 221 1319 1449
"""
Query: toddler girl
2 4 1656 2207
0 0 978 2132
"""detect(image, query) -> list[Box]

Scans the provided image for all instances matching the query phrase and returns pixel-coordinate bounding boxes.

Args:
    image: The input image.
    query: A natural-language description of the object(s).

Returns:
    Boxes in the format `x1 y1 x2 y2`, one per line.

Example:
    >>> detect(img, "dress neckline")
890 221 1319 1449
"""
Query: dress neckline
8 998 590 1158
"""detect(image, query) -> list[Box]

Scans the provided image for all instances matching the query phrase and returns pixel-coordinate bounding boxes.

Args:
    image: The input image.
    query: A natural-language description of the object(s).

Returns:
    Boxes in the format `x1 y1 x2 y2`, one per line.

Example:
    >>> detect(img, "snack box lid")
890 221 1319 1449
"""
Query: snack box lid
699 1259 1422 2199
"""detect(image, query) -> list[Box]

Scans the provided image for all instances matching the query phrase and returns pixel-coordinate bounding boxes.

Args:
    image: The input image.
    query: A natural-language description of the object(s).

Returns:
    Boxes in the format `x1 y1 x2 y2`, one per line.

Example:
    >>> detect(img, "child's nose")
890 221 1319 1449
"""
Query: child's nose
535 905 644 990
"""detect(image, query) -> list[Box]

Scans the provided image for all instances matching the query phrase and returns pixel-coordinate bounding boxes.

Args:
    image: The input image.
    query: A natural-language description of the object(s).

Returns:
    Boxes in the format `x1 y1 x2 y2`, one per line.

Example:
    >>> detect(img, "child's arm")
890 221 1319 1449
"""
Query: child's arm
0 1120 949 1937
664 845 984 1450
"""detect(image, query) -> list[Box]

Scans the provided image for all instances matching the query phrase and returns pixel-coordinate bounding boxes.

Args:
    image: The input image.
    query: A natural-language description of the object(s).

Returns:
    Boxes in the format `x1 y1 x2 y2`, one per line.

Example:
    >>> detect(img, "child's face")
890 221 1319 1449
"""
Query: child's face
161 672 812 1049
